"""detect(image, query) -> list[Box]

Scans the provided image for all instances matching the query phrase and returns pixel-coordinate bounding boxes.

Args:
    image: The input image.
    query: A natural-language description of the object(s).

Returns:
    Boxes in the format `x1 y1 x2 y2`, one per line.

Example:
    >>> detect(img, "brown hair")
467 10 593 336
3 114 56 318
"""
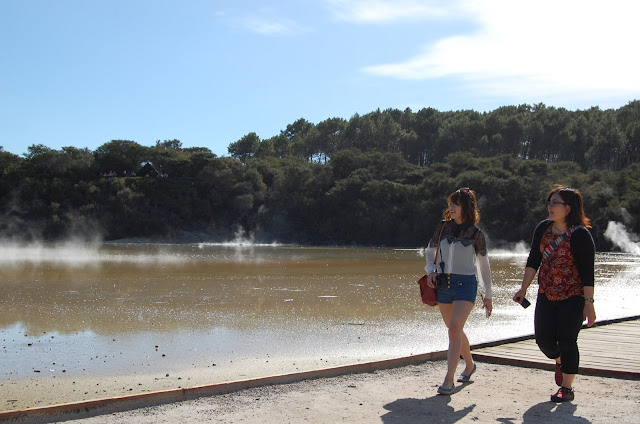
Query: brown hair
546 185 592 228
444 187 480 225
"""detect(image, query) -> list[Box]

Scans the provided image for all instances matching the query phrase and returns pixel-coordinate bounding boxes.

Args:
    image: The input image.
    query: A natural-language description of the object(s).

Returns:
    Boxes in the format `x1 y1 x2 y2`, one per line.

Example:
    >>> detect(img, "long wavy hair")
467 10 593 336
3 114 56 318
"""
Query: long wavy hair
444 187 480 225
547 185 592 228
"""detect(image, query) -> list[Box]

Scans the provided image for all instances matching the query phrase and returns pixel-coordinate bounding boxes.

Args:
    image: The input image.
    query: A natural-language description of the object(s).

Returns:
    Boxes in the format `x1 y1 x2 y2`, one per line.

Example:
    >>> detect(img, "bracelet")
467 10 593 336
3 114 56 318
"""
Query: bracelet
585 297 594 303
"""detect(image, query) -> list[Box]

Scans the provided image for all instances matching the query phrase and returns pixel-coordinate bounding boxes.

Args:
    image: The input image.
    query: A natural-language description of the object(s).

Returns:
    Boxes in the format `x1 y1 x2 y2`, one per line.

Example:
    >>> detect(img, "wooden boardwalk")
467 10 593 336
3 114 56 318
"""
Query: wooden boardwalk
471 316 640 378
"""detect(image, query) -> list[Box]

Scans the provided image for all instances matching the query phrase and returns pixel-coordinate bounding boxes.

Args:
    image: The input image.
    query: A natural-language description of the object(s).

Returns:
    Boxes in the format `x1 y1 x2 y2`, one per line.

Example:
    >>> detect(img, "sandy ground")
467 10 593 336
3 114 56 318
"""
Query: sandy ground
3 359 639 424
1 357 337 411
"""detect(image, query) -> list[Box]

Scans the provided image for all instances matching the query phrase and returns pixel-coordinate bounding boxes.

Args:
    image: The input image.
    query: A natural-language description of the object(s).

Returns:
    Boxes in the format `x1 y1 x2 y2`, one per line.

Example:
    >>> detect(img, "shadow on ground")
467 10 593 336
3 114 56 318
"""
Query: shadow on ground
383 388 591 424
382 395 475 424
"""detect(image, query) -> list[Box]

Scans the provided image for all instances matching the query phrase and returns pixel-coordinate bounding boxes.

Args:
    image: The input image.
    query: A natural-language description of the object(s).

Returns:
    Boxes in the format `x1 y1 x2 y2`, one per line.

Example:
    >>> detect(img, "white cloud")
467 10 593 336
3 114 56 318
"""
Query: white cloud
360 0 640 99
326 0 448 23
239 16 307 36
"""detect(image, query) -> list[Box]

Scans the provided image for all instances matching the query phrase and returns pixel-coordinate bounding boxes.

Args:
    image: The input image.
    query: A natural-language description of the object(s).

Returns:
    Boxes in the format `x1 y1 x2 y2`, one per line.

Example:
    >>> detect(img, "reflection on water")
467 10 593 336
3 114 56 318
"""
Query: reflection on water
1 243 639 381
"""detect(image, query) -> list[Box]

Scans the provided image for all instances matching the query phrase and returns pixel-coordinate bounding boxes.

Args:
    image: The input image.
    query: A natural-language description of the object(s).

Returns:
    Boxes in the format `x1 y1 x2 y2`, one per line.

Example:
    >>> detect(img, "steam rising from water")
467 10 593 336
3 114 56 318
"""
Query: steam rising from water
197 229 281 248
0 229 283 268
605 221 640 255
490 241 529 257
3 222 635 268
417 240 530 258
0 240 100 266
0 241 189 267
197 228 282 264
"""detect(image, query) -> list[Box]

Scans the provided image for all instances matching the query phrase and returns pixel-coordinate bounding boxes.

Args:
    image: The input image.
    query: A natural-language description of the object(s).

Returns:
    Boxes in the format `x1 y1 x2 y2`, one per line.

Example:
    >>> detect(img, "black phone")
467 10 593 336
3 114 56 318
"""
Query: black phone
516 297 531 309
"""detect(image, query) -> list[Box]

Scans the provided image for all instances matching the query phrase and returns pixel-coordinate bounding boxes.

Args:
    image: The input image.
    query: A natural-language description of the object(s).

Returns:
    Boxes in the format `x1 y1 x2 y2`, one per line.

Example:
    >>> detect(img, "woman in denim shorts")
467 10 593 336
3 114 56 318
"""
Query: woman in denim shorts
425 188 493 395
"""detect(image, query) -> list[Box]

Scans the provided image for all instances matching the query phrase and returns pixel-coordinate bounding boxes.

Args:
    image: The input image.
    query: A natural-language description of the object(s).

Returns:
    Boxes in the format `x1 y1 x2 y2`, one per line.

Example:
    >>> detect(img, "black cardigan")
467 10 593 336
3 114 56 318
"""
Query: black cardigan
525 220 595 287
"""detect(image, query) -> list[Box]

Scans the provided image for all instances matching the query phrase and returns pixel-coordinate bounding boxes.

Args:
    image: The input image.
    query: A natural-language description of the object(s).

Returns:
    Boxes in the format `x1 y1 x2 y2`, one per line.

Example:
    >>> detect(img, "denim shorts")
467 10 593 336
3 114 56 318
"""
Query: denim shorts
436 274 478 304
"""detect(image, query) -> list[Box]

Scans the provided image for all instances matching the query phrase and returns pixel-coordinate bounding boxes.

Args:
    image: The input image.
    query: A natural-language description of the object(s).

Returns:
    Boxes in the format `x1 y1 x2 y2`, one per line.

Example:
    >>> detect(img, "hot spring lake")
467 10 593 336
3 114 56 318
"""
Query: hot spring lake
1 242 639 384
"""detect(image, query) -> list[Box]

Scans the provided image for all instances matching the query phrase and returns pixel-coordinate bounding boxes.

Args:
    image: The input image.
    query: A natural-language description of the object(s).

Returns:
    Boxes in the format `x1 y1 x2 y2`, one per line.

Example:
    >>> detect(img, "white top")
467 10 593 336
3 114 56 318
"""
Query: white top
424 222 493 299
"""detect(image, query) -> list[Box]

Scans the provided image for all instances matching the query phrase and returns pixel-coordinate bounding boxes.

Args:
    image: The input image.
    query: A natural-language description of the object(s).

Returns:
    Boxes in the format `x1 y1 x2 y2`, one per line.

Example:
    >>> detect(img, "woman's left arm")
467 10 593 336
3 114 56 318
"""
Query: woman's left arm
476 253 492 299
573 229 596 327
476 253 493 316
583 285 596 327
474 230 493 314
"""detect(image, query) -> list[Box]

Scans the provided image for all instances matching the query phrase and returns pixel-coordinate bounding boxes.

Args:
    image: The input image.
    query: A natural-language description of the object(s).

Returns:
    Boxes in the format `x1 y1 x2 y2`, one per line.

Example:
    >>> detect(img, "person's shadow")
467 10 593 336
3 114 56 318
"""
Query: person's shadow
382 394 475 424
382 396 591 424
519 401 591 423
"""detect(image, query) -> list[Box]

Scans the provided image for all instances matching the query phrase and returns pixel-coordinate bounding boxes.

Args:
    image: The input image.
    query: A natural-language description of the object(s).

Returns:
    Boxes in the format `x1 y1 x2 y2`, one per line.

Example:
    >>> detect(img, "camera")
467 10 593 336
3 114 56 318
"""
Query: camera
434 272 449 289
434 260 449 288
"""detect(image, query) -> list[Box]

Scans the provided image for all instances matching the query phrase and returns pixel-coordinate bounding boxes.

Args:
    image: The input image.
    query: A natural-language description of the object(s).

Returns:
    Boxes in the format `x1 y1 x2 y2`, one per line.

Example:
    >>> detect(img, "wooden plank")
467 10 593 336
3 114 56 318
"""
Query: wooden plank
472 318 640 377
580 334 637 341
582 357 638 365
585 340 633 345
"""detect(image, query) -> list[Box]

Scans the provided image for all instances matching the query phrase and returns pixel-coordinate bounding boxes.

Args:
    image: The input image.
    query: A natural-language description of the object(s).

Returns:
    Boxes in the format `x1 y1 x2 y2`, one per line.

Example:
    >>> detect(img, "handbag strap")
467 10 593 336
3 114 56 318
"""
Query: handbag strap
542 225 583 260
433 221 448 271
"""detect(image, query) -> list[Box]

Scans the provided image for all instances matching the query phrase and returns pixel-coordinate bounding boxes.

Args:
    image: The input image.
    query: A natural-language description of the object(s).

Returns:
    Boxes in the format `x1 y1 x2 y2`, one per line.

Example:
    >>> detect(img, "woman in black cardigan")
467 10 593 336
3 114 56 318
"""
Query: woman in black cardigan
513 185 596 403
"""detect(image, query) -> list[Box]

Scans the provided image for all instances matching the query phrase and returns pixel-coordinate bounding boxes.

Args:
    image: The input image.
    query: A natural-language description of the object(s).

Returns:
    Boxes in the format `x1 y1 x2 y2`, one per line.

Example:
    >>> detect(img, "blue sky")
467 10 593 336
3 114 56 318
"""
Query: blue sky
1 0 639 157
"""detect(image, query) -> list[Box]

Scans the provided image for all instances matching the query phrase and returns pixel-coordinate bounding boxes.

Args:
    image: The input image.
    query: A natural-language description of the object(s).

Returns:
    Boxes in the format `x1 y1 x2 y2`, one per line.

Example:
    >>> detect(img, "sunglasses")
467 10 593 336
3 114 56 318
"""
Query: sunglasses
457 187 471 194
547 200 567 207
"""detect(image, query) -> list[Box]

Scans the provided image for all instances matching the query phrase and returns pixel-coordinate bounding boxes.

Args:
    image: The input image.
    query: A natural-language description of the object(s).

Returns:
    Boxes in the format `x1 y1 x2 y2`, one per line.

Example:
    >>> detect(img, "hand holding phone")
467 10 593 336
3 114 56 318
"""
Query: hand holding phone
481 294 491 318
515 296 531 308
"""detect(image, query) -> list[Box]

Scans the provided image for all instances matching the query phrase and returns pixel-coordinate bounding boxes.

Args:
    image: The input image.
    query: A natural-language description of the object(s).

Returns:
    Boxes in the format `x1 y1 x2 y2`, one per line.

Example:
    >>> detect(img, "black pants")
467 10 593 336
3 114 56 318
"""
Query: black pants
534 293 585 374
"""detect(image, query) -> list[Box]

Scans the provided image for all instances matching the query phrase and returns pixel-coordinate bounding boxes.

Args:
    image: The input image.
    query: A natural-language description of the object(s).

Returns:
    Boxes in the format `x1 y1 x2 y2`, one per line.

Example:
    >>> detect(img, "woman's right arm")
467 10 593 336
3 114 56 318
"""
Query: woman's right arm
425 246 436 274
525 220 549 271
513 221 548 303
424 221 443 285
513 267 537 303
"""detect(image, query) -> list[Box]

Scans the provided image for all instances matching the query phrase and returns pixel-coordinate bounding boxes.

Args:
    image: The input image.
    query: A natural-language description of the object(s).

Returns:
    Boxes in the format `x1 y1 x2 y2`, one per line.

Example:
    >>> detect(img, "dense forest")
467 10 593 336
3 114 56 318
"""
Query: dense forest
1 101 639 251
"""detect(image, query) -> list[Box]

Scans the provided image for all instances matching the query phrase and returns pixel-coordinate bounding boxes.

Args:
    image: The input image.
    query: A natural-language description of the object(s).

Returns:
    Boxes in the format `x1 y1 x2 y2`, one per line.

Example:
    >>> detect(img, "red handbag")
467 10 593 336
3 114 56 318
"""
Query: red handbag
418 221 447 306
418 274 438 306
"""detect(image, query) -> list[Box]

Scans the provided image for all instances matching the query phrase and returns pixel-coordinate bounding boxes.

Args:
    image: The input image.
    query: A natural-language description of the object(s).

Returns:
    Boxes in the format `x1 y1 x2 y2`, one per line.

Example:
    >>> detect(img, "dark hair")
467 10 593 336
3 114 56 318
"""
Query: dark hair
444 187 480 225
546 185 591 228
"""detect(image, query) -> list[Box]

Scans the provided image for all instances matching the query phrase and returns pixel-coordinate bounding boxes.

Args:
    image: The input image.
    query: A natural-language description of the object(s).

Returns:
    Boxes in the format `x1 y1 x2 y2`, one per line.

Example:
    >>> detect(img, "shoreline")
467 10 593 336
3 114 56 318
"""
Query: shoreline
3 316 638 419
3 359 639 424
1 349 449 414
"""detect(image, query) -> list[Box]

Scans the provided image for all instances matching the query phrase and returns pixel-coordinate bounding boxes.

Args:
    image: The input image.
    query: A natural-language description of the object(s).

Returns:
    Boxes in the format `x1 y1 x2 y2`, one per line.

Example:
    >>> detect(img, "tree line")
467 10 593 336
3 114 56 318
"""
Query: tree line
0 101 638 250
229 101 640 171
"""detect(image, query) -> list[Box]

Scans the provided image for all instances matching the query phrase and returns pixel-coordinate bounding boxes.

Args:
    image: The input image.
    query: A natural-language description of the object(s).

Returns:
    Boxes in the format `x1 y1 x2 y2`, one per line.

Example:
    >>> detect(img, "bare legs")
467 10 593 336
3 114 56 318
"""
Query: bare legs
438 300 475 388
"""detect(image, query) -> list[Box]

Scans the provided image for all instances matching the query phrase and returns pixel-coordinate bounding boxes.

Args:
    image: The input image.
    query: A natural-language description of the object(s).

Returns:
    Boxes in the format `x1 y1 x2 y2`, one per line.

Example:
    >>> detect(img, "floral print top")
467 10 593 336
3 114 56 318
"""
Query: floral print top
525 220 595 301
538 225 584 300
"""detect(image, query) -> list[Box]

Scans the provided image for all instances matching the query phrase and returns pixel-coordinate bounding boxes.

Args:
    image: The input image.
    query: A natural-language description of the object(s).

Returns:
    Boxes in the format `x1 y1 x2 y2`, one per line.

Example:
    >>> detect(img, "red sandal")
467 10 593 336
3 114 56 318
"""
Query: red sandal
551 387 574 402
